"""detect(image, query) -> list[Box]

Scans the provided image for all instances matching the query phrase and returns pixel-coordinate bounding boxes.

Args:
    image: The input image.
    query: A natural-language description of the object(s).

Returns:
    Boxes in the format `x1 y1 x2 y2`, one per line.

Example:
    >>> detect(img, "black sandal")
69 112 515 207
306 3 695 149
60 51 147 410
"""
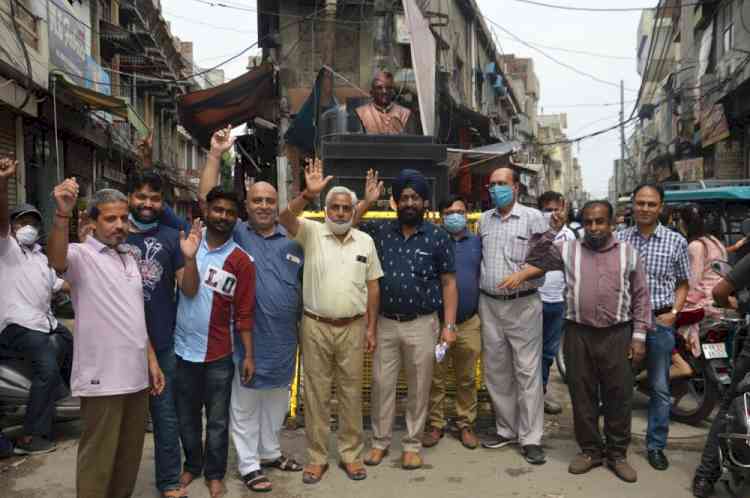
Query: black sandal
242 470 272 493
261 455 303 472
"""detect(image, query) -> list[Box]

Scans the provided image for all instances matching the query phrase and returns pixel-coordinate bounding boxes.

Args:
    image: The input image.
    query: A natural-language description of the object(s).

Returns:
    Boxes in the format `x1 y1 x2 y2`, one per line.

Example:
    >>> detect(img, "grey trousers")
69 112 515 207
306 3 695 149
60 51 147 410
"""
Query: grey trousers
479 293 544 446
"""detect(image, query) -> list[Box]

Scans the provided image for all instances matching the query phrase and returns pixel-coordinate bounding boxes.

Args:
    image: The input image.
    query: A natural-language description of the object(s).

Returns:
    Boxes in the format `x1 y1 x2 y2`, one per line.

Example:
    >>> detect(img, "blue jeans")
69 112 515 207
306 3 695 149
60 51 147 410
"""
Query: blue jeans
175 355 234 480
646 322 675 451
150 349 181 492
542 302 565 390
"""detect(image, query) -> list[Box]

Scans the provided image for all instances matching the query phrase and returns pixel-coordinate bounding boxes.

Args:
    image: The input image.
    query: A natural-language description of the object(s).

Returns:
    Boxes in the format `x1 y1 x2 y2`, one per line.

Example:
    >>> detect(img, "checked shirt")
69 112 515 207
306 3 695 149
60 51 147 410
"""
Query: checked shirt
616 224 690 310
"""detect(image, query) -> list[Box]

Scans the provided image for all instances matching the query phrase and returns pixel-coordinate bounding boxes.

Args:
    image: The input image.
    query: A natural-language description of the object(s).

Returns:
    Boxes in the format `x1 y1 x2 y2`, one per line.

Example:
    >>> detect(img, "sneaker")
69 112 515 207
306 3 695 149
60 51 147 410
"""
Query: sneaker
544 398 562 415
421 426 443 448
522 445 546 465
0 433 13 458
481 434 518 449
608 458 637 483
568 453 603 475
13 437 56 455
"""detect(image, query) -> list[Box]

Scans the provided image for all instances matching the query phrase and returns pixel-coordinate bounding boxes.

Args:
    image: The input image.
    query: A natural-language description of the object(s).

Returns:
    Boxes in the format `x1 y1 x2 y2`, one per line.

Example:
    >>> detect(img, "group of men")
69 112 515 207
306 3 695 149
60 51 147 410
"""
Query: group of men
0 122 720 496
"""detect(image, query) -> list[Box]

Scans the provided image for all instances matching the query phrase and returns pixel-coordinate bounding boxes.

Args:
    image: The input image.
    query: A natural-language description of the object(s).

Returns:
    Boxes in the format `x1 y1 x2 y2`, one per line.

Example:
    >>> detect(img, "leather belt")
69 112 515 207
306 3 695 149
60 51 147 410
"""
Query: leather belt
653 306 674 317
381 312 426 322
303 310 363 327
481 289 537 301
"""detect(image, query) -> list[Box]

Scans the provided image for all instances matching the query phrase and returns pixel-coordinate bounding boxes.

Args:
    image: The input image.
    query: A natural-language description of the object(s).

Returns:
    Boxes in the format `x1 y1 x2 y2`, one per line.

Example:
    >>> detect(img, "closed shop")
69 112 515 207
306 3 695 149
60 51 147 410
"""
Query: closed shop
0 108 17 209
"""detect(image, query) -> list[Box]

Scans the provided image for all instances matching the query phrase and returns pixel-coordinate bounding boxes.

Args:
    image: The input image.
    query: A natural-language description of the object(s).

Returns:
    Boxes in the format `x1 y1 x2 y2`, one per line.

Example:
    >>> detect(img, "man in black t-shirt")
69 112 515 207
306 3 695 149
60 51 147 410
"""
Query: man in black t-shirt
692 253 750 497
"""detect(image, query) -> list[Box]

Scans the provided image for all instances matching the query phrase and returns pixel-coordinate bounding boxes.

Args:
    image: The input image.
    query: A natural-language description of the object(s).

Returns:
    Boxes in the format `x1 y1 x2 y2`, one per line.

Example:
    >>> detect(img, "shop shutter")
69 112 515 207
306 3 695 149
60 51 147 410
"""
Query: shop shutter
0 109 17 209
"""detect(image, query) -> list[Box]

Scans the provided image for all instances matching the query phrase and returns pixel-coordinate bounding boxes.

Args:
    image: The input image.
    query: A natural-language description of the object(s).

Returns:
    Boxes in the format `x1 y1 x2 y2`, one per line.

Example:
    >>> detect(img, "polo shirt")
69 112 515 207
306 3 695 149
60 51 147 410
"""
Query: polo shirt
175 233 256 363
450 231 482 324
231 221 303 389
125 225 184 352
0 235 63 334
294 218 383 318
360 219 455 316
64 237 149 397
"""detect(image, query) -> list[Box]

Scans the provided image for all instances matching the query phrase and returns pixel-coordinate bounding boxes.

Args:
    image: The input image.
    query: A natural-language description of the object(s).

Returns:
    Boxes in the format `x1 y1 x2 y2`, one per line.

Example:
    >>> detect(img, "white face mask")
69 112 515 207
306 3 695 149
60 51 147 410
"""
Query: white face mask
15 225 39 246
325 215 353 235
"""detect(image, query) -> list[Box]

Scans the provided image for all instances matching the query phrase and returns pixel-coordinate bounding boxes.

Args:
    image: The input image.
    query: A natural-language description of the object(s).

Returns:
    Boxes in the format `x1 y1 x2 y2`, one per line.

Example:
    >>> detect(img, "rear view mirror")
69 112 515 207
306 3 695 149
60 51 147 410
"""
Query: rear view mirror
710 259 733 277
742 218 750 236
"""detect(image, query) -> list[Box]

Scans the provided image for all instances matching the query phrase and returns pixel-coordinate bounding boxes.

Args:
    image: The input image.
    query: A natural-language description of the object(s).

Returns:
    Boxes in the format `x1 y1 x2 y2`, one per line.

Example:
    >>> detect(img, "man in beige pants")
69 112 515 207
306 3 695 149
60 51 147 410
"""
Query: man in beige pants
356 169 459 470
279 159 382 485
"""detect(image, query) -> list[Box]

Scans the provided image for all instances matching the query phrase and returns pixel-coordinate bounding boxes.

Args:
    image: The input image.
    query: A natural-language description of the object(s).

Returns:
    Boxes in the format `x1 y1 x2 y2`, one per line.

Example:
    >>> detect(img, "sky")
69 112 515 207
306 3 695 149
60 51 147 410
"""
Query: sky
160 0 646 199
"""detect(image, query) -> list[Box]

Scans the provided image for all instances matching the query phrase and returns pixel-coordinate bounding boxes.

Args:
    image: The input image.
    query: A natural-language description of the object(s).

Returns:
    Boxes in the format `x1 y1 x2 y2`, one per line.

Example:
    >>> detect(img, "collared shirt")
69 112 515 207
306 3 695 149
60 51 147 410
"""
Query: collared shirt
175 233 256 363
294 218 383 318
0 235 62 334
539 226 576 303
478 202 549 295
64 237 149 397
616 224 691 310
527 232 653 337
125 225 184 353
360 220 455 315
451 231 482 324
231 221 303 389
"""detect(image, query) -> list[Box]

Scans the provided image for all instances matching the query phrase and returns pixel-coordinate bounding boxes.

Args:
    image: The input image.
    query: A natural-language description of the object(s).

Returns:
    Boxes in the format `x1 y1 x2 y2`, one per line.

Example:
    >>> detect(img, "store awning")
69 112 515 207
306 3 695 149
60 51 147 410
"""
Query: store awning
55 76 129 120
178 63 276 148
447 140 522 158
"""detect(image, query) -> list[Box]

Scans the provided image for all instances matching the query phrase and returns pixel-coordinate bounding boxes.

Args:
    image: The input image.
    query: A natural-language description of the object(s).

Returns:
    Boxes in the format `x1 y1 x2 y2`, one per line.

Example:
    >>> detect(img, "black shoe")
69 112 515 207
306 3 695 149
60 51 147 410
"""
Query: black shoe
647 450 669 471
692 477 715 498
13 437 56 455
522 445 546 465
481 434 518 449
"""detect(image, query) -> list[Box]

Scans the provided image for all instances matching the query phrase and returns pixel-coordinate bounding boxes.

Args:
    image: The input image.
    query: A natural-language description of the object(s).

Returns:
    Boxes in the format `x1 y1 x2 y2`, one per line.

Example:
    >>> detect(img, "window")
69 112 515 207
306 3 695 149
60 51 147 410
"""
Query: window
721 0 735 56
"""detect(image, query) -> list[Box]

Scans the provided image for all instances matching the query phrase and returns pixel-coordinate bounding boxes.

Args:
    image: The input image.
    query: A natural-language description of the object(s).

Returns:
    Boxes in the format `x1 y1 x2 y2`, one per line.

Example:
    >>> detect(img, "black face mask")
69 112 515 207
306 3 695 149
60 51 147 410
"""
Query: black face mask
584 232 611 250
397 207 424 227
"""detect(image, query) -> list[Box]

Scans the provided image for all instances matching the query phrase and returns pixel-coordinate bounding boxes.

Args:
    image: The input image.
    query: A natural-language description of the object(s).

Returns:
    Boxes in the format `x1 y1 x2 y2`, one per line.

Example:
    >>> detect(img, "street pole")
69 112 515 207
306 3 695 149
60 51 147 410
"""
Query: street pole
619 79 625 200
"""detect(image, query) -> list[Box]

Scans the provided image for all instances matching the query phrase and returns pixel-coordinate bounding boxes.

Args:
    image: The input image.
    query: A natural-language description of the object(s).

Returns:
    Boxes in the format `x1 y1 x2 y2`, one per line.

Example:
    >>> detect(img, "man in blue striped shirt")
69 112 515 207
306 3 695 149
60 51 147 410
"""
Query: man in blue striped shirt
616 183 690 472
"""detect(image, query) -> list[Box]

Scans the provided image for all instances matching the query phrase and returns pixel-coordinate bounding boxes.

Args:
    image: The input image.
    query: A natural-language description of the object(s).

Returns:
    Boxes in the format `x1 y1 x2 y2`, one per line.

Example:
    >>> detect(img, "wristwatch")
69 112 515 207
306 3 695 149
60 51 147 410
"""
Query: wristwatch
445 323 457 332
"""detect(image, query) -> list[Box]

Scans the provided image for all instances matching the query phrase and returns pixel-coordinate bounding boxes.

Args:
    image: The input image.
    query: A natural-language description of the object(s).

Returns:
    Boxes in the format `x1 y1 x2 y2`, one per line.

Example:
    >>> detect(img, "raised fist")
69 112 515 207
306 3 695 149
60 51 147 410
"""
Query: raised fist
53 178 80 215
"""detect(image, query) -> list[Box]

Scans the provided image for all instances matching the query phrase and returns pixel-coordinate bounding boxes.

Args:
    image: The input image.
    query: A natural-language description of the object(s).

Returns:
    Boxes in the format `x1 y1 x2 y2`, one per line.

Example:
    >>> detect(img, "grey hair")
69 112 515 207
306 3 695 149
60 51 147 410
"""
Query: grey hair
87 188 128 219
325 186 358 207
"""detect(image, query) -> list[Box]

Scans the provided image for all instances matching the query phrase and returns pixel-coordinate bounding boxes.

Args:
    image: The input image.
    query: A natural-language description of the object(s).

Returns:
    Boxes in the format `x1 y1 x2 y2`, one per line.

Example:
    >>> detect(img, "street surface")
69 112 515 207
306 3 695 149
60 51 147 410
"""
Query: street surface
1 372 735 498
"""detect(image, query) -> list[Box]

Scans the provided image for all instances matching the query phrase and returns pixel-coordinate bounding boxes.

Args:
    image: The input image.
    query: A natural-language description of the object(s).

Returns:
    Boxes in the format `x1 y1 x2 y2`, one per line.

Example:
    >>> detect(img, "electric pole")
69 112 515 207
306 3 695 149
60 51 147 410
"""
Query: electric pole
619 79 625 199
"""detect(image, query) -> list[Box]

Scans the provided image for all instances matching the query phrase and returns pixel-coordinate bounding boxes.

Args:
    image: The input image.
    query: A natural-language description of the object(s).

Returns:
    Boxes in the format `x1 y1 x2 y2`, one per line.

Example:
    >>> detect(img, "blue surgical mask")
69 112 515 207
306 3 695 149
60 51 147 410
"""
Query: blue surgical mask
489 185 514 209
443 213 467 234
129 213 159 232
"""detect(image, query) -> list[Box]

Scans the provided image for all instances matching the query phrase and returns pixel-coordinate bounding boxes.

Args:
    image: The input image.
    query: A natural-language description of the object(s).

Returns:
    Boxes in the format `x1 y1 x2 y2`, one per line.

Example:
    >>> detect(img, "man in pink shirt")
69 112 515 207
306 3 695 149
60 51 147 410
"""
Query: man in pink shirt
47 178 196 498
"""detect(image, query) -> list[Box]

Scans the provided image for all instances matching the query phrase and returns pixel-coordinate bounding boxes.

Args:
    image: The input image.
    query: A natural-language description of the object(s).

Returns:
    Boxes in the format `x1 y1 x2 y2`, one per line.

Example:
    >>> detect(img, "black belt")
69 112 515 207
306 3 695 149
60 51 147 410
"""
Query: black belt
381 312 430 322
653 306 674 317
481 289 537 301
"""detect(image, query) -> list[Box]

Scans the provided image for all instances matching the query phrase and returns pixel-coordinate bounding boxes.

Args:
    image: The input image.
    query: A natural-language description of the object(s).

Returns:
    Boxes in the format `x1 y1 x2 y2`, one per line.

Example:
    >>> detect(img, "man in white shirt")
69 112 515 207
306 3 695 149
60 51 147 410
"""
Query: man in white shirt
0 158 72 455
537 192 575 415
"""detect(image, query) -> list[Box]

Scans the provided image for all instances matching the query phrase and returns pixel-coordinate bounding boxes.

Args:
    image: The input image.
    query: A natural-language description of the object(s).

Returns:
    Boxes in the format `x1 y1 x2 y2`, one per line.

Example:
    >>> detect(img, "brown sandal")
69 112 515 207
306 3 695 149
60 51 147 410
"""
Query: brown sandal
302 463 329 484
339 461 367 481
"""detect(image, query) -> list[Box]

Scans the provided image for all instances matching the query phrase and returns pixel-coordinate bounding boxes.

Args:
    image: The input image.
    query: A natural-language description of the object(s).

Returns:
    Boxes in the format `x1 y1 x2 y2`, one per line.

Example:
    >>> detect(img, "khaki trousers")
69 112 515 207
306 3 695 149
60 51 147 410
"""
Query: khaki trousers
428 313 482 430
479 293 544 446
371 313 439 453
301 315 365 465
77 389 149 498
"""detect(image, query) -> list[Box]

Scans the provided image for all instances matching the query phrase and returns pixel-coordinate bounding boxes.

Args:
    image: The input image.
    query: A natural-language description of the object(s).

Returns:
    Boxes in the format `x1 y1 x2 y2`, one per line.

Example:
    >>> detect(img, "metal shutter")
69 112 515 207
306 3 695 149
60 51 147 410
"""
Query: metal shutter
0 109 17 209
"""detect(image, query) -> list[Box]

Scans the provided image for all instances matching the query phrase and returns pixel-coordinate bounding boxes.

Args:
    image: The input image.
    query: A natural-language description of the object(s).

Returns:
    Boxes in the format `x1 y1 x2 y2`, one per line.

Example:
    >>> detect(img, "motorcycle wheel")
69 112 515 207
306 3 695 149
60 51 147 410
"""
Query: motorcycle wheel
670 363 720 426
555 330 567 384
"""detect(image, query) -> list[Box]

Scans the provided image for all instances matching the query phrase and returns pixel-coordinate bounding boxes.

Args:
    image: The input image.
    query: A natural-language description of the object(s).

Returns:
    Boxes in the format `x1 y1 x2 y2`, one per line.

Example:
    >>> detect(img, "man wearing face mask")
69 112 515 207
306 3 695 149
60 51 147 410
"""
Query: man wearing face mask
278 159 383 485
422 195 482 450
0 158 73 456
498 200 650 483
477 166 550 465
356 168 458 471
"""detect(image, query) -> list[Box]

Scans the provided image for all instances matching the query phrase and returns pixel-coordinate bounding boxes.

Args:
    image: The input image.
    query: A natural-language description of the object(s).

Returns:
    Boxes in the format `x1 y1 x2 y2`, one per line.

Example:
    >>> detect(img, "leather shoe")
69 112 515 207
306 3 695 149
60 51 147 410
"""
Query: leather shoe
401 451 423 470
692 477 715 498
647 450 669 471
364 448 388 466
459 427 479 449
421 426 443 448
608 458 637 483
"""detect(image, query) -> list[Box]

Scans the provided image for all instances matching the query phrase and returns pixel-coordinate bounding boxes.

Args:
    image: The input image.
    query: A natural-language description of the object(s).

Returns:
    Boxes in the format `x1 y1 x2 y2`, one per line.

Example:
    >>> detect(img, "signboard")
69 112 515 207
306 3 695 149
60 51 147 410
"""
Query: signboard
48 0 89 86
700 103 731 147
674 158 704 181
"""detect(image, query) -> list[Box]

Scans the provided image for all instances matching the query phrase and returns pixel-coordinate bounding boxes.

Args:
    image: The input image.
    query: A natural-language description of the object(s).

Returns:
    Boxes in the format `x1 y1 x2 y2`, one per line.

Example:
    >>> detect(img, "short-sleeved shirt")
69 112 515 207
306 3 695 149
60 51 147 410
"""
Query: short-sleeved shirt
124 225 184 352
539 226 577 303
64 237 149 397
616 224 691 310
0 235 63 333
360 219 455 315
479 203 549 295
294 218 383 318
451 231 482 324
175 233 256 363
231 221 303 389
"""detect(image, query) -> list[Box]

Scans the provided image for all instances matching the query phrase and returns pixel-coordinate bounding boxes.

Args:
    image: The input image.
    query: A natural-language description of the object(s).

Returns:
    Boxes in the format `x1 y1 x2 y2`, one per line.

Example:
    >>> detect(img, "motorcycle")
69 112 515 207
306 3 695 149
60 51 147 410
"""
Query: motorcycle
554 308 726 426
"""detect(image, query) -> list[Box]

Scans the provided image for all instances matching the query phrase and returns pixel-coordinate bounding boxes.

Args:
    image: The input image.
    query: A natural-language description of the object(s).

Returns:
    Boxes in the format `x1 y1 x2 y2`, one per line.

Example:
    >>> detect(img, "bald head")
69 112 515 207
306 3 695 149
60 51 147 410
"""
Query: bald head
371 71 395 108
246 181 278 233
